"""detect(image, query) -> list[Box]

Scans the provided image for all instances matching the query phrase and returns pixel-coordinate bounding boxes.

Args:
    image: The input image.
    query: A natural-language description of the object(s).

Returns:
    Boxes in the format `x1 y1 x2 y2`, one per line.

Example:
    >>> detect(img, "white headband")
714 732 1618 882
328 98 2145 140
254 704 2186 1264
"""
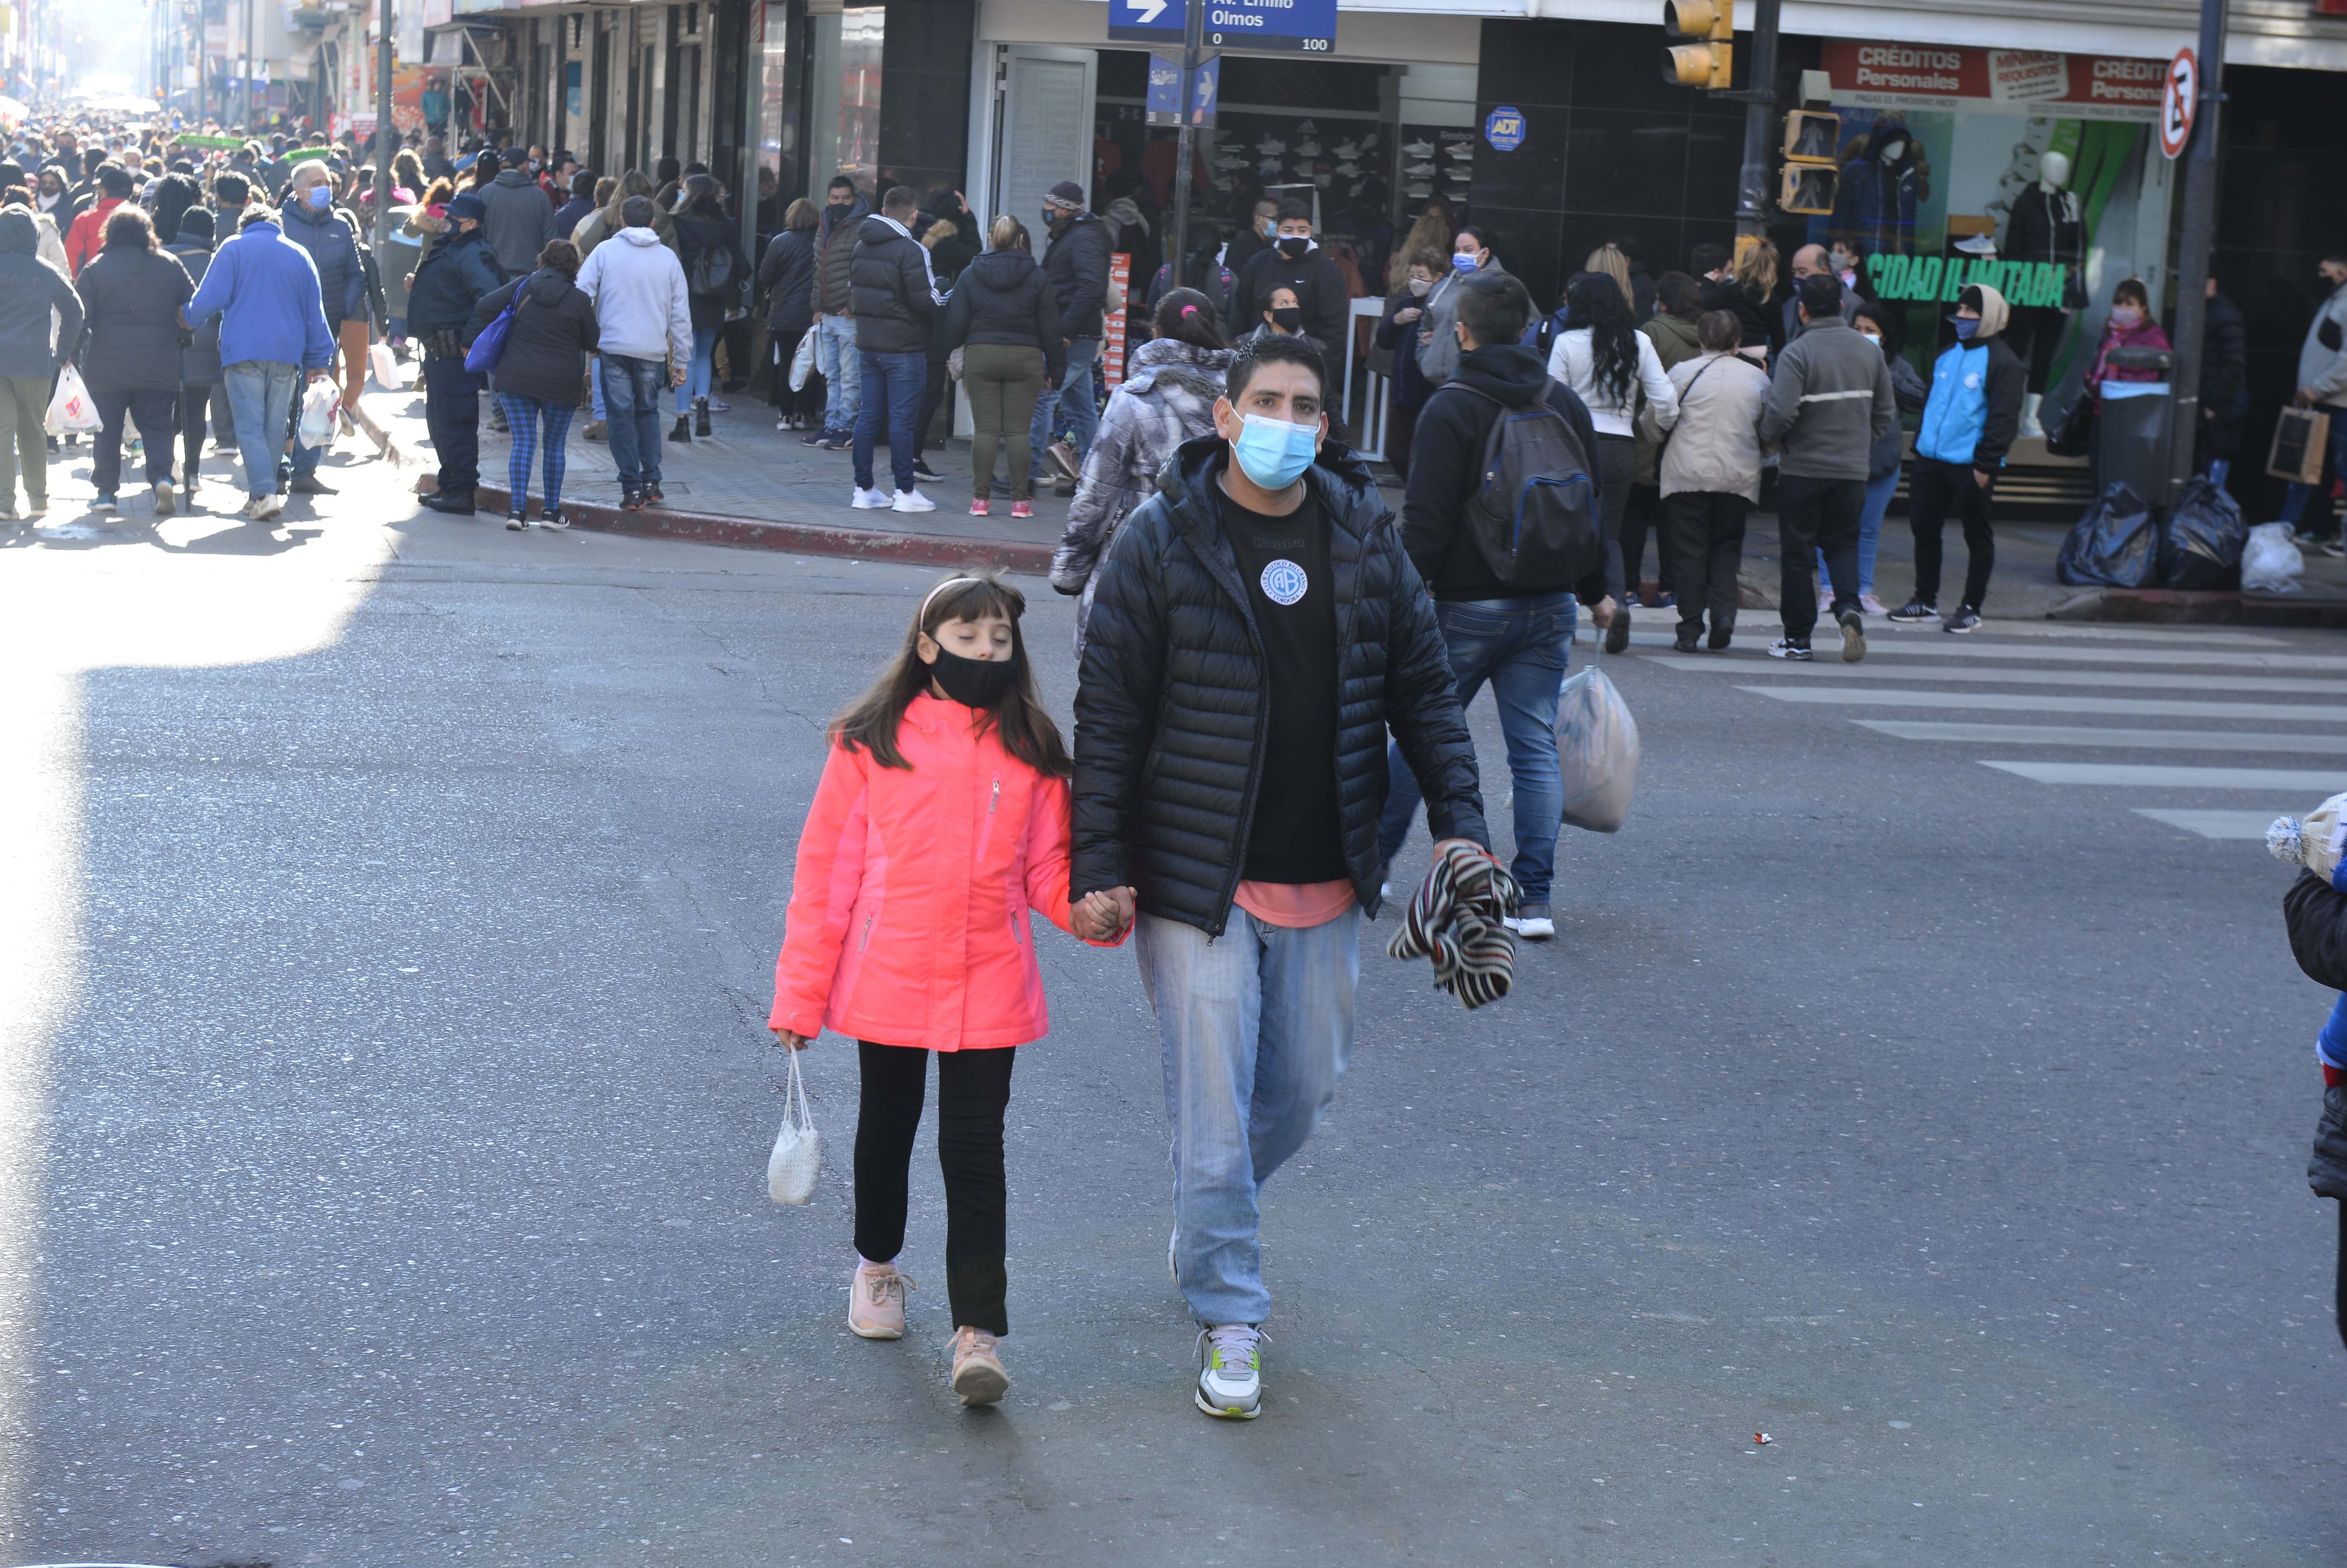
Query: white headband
917 576 984 628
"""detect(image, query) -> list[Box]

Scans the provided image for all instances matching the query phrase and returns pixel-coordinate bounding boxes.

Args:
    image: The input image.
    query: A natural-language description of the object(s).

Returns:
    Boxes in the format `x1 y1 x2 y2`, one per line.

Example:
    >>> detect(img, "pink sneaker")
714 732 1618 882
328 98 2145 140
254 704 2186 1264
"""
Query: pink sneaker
1010 499 1035 519
969 498 989 516
1860 593 1889 617
848 1263 913 1339
949 1325 1009 1406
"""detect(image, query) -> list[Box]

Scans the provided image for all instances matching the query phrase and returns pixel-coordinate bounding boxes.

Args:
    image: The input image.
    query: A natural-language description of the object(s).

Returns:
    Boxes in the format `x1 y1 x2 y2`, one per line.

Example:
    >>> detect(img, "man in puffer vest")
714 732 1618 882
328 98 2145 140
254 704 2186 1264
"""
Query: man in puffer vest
1890 283 2023 635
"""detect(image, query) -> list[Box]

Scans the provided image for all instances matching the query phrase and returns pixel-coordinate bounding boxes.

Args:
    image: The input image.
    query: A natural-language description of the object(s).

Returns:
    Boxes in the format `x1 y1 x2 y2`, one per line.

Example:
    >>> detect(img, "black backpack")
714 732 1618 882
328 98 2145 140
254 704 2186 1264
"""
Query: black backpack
1442 380 1602 589
689 238 734 298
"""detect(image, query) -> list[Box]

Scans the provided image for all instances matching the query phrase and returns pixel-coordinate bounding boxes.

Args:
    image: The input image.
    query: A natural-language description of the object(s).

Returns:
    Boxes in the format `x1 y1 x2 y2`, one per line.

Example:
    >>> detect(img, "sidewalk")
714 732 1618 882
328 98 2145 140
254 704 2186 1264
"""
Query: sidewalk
363 380 2347 624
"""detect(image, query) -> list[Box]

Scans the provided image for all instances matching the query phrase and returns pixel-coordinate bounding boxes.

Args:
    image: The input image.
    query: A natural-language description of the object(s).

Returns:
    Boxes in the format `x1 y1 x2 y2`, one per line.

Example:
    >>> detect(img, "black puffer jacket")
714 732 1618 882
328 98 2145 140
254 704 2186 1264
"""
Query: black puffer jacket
1071 436 1488 933
758 225 816 334
942 248 1065 382
468 267 599 405
850 214 938 354
1041 209 1112 341
814 196 868 316
74 243 194 395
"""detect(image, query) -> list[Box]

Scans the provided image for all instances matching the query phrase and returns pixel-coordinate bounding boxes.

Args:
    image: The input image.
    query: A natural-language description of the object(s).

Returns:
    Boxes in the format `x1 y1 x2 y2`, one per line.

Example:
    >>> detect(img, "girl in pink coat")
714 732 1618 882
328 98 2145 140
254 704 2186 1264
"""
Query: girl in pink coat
771 573 1129 1407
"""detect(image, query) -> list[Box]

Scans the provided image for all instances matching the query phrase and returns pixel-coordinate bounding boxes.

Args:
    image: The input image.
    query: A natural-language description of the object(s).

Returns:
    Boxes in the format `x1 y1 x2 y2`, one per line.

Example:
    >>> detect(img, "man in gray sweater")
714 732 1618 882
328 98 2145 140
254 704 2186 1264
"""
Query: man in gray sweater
1758 272 1896 662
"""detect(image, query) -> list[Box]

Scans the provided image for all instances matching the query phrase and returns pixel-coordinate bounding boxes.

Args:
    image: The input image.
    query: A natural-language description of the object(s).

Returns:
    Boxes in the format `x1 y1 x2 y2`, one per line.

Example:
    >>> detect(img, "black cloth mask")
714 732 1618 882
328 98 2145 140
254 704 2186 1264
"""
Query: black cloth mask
1269 306 1303 332
930 646 1018 709
1276 236 1311 259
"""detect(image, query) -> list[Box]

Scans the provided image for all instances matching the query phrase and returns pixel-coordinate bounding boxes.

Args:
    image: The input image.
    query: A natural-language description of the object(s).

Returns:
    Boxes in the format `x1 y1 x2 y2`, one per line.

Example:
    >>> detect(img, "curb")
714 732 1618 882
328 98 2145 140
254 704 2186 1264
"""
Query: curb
2046 585 2347 628
462 482 1057 574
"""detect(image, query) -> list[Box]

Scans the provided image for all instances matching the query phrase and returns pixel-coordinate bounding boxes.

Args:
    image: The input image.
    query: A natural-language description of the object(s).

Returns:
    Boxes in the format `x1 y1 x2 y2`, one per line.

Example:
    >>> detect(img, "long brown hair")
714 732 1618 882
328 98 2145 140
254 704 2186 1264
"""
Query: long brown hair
831 573 1071 778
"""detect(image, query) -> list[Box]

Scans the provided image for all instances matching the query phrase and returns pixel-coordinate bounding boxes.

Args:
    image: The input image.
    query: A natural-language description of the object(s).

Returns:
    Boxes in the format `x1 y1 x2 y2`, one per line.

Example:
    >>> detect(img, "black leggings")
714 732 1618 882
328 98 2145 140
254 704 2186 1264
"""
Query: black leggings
854 1041 1016 1335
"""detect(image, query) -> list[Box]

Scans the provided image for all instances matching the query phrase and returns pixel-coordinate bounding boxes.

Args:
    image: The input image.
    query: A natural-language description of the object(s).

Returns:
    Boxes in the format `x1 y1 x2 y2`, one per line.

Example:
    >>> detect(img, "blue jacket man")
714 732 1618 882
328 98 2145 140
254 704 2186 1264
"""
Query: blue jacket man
1891 283 2023 633
186 212 336 521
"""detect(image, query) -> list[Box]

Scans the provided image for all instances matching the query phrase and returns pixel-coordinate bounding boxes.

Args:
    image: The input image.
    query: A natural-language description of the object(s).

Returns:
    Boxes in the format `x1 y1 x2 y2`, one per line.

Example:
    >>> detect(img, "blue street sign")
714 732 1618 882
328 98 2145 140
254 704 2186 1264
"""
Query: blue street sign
1484 104 1526 153
1148 54 1220 127
1109 0 1335 54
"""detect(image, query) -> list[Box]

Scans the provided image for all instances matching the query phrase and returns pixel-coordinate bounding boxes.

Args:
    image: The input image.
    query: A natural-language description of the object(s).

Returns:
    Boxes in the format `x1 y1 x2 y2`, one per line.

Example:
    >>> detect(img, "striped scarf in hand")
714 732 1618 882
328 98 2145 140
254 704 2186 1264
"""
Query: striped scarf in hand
1385 841 1522 1010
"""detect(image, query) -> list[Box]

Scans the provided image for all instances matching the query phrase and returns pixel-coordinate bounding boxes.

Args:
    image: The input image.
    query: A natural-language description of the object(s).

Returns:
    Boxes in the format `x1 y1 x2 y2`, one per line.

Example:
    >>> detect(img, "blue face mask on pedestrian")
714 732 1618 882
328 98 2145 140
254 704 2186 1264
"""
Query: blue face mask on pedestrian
1232 413 1319 490
307 185 332 208
1951 315 1980 341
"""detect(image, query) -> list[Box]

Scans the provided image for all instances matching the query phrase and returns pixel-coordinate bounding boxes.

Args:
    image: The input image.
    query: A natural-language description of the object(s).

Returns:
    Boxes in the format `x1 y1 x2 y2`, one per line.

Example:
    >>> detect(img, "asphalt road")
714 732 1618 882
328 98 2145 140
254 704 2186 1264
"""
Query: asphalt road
1 444 2341 1567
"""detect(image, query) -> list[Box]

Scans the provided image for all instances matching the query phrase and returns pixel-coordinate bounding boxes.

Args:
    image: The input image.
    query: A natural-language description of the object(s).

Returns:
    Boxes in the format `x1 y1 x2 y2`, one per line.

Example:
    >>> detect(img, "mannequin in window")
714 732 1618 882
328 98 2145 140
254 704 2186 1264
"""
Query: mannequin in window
1830 119 1924 257
2001 149 2085 399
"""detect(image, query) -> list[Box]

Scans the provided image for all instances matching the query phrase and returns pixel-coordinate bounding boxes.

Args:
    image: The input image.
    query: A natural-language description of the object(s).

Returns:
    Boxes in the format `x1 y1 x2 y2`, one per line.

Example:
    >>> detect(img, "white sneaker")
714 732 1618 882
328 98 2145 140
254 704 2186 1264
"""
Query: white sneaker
152 479 175 517
250 493 284 522
850 486 891 509
1196 1324 1263 1419
1504 913 1556 941
848 1263 913 1339
891 488 936 514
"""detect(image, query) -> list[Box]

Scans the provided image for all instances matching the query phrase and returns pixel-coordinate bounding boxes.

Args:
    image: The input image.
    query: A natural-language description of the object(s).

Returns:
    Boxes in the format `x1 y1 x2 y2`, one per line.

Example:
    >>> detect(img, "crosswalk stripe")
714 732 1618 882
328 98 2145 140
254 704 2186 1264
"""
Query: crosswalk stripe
1825 640 2347 671
1856 721 2347 753
1978 760 2347 789
2134 809 2286 839
1737 686 2347 722
1646 655 2343 696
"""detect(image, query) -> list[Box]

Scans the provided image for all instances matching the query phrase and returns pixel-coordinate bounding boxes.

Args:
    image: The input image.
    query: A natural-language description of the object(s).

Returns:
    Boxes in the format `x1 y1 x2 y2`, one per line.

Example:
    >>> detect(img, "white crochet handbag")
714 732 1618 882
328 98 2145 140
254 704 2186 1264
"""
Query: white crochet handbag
766 1045 822 1205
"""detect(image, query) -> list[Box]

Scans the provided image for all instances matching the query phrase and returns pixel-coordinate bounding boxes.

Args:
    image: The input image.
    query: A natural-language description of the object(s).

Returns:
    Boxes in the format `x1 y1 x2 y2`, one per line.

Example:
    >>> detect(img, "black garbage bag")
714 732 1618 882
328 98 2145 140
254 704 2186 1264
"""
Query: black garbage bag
2157 476 2248 590
2056 483 2156 588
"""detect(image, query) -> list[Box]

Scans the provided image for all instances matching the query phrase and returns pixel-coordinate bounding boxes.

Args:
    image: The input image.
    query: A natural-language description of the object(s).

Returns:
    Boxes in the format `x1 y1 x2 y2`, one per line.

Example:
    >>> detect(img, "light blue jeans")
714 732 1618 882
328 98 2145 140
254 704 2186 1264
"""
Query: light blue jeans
815 314 861 432
222 359 297 501
1029 335 1101 484
675 322 719 415
1135 906 1360 1327
1819 466 1896 597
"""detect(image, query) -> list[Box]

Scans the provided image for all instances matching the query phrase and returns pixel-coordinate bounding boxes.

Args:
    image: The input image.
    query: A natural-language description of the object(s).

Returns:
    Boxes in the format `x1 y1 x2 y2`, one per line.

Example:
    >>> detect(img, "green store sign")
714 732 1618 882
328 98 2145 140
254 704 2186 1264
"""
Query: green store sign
1864 253 2071 309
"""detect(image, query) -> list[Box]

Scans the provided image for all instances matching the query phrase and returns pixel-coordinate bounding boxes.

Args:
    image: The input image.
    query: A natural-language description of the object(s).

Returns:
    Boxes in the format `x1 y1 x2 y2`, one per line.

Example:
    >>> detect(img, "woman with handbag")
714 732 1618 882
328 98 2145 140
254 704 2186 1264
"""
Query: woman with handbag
467 238 599 530
758 197 821 429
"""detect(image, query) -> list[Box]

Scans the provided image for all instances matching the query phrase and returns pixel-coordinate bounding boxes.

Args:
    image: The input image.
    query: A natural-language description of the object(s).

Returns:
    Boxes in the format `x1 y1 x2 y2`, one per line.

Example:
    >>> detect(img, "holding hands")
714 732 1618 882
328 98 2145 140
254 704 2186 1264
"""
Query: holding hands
1071 885 1137 943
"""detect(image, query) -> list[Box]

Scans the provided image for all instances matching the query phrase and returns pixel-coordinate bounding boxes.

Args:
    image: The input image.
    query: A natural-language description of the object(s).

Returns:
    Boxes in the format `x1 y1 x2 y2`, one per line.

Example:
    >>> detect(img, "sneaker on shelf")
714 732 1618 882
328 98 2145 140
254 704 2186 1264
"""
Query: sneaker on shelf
969 498 989 516
848 1263 913 1340
913 461 944 485
1859 592 1889 617
851 486 891 509
949 1326 1010 1407
1943 605 1983 634
1009 499 1034 519
1503 903 1556 941
892 488 937 514
1886 598 1939 624
1767 638 1814 661
1835 605 1867 663
1195 1324 1264 1420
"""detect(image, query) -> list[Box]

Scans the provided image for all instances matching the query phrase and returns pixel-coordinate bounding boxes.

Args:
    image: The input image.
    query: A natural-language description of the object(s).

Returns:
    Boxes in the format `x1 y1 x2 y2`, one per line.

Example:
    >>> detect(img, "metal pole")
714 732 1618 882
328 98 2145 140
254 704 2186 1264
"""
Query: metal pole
1166 0 1204 291
241 0 253 131
1733 0 1779 243
2165 0 2227 508
373 0 393 253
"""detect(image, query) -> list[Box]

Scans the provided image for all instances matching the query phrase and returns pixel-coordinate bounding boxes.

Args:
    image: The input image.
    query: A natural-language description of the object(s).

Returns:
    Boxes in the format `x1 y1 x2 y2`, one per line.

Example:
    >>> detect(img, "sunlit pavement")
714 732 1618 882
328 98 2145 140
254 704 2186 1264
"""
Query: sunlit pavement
0 424 2340 1564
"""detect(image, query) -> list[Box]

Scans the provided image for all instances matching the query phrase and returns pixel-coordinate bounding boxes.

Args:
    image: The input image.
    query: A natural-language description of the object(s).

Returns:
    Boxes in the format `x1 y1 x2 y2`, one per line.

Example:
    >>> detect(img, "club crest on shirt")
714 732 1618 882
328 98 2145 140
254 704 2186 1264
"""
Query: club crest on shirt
1260 559 1308 606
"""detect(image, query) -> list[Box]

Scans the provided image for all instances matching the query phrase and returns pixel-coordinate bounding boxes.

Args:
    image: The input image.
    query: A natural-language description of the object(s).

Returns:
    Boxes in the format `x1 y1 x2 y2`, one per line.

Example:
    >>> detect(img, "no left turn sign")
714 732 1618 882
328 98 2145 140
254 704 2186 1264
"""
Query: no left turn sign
2161 47 2198 160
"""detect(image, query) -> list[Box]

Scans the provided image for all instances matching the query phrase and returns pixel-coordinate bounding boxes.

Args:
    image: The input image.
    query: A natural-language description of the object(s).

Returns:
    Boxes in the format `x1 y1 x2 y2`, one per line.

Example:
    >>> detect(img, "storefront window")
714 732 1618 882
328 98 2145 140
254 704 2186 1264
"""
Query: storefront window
809 5 882 195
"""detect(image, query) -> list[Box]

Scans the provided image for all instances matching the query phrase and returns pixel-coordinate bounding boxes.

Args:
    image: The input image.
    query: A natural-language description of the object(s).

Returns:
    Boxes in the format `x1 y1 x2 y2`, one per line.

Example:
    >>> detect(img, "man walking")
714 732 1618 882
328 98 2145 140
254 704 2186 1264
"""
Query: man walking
1383 270 1596 943
185 205 337 522
1071 334 1490 1421
63 161 130 275
1228 199 1347 351
0 204 83 521
478 147 558 277
1030 181 1109 495
1756 272 1894 662
1889 283 2021 635
576 194 691 512
403 191 506 515
276 158 365 496
846 184 943 514
804 175 867 451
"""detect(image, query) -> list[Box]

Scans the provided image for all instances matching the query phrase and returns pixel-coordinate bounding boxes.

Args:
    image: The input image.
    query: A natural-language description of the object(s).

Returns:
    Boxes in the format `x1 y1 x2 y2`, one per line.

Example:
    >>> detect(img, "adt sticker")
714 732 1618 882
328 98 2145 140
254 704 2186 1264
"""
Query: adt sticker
1260 559 1308 606
1484 105 1526 153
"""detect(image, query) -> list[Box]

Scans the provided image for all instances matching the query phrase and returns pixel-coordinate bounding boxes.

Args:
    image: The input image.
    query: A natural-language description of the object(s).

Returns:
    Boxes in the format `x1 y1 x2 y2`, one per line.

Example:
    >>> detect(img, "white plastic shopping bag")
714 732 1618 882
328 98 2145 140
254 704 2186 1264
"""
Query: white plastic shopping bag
766 1044 822 1205
1556 665 1641 834
367 342 403 391
296 376 340 449
788 329 817 393
2242 521 2305 595
44 362 98 434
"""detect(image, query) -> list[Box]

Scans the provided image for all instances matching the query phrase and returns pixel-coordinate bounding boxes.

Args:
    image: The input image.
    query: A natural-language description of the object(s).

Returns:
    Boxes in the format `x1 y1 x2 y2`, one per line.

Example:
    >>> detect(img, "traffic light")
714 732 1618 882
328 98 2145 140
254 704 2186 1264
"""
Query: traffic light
1662 0 1733 90
1779 109 1838 214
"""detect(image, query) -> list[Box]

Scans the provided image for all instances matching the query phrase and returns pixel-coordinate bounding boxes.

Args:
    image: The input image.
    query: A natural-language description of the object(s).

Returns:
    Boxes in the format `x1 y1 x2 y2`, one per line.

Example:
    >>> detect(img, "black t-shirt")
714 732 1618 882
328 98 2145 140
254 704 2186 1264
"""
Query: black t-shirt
1216 478 1348 885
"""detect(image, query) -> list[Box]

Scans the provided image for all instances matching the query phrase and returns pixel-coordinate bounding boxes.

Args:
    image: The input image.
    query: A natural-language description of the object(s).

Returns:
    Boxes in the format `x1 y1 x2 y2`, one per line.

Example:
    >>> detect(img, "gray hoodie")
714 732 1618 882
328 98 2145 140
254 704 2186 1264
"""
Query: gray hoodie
1415 258 1506 387
2299 280 2347 408
1757 313 1897 482
575 224 691 365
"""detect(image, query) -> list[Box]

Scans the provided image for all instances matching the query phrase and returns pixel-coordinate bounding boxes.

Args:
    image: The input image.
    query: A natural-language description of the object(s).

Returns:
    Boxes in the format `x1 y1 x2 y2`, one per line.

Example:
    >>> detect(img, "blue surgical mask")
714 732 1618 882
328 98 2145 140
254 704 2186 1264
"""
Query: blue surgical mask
307 184 331 208
1232 413 1319 490
1452 251 1478 274
1952 315 1980 341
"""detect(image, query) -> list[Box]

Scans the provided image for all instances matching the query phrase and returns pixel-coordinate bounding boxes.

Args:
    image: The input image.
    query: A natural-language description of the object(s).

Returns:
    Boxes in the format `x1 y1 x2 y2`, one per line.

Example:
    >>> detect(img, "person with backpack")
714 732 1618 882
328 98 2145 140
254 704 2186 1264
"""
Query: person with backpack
670 173 748 442
1657 310 1772 652
1382 269 1598 943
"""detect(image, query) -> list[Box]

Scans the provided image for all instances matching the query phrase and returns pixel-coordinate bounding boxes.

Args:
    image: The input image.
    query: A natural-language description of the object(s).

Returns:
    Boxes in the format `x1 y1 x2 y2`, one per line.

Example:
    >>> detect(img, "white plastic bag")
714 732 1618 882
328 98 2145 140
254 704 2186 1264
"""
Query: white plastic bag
44 362 98 433
2242 520 2305 595
367 341 402 391
788 329 817 393
296 376 340 449
766 1044 822 1205
1556 665 1641 834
